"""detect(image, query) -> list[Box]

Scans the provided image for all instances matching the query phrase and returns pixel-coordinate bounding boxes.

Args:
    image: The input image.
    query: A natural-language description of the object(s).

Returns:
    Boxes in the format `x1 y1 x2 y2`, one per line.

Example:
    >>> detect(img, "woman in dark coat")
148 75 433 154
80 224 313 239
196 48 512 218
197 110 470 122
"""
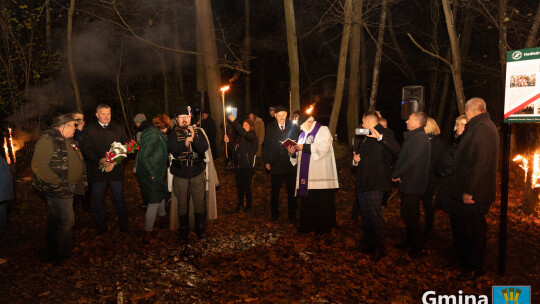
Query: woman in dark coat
422 118 447 241
137 114 170 241
224 115 258 212
434 115 466 247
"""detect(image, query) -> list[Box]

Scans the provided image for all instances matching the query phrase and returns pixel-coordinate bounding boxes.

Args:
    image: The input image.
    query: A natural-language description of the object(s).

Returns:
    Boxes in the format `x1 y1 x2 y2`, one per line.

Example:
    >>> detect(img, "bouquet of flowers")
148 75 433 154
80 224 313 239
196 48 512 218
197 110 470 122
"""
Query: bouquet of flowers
99 140 139 172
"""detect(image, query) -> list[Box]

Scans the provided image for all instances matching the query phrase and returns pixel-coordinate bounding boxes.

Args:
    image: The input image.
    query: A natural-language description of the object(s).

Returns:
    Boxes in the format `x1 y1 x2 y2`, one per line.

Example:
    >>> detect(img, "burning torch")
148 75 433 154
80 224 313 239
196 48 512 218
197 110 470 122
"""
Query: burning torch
221 85 230 158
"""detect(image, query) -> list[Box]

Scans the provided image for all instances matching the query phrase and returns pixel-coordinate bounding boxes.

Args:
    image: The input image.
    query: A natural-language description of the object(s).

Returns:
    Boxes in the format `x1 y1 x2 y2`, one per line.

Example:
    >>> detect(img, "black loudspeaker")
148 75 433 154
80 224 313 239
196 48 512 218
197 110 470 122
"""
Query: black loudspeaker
401 85 425 119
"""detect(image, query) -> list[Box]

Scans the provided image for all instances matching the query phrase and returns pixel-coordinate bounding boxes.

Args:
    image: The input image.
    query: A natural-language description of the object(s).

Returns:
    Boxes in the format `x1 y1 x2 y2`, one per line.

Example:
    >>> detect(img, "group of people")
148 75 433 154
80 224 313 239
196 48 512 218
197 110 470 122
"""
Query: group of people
352 97 499 282
12 96 498 282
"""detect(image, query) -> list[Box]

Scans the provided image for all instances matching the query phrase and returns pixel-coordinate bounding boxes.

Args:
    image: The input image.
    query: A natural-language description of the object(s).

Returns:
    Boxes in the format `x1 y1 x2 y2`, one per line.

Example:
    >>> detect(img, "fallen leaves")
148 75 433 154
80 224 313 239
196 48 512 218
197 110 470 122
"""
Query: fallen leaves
0 158 538 302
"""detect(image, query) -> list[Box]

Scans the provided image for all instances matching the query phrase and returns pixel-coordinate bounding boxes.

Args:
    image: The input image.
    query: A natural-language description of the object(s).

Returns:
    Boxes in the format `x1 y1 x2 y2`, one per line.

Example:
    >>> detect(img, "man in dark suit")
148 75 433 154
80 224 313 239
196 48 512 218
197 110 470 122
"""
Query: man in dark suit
353 111 401 261
81 104 129 234
392 112 431 258
452 97 499 281
263 105 301 222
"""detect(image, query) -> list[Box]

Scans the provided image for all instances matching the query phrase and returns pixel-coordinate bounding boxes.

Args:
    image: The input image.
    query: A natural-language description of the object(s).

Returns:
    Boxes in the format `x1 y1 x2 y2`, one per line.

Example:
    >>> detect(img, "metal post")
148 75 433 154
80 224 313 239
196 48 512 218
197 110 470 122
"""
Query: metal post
498 122 511 276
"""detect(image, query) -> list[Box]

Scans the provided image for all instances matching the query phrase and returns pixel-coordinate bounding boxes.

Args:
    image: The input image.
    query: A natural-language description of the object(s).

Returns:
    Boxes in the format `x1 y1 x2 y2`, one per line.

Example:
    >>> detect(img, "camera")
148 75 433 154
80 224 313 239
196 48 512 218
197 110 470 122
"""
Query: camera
355 128 370 136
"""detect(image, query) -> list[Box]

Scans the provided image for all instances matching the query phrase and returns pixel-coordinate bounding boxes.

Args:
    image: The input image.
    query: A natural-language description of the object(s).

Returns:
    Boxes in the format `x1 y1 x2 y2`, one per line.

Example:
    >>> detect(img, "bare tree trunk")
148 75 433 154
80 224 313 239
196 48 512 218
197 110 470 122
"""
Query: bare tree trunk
525 2 540 49
195 0 223 156
360 18 368 112
171 1 185 100
244 0 251 114
67 0 83 111
347 0 363 146
442 0 466 114
45 0 51 53
388 12 416 83
328 0 353 135
460 6 475 67
159 49 169 115
498 0 507 80
116 73 133 139
436 67 451 125
283 0 300 113
368 0 388 110
196 17 207 93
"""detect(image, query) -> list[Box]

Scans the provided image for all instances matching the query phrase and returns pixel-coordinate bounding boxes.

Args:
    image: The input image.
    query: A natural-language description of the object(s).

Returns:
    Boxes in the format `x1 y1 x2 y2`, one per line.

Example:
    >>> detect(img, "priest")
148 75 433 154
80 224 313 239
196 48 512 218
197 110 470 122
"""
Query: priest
287 113 339 234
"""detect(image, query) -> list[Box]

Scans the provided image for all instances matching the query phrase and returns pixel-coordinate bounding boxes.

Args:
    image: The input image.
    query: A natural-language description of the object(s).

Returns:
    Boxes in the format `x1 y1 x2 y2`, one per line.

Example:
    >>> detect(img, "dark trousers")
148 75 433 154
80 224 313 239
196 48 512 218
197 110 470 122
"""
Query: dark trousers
358 191 385 250
235 168 254 209
421 177 439 239
73 190 91 215
400 193 423 250
46 196 75 259
299 189 336 234
270 173 297 220
91 181 127 233
456 201 491 271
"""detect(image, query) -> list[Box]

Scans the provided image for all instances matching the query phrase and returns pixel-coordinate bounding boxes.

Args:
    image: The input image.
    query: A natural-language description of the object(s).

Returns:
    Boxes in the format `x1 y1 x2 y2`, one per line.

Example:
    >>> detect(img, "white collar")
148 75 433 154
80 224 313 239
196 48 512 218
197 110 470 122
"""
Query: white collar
99 122 108 127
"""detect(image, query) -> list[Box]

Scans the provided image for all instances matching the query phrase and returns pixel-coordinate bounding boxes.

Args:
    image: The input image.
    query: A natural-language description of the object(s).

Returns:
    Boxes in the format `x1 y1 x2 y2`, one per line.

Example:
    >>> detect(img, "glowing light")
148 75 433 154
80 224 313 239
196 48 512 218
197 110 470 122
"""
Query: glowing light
226 106 232 113
513 153 540 188
8 128 15 163
3 137 10 164
220 85 230 92
306 106 314 114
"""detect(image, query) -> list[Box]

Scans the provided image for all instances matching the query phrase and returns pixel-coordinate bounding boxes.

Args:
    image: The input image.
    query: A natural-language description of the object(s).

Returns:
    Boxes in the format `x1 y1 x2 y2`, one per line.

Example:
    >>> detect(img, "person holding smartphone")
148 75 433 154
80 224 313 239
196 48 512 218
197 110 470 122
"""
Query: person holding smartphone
352 111 401 261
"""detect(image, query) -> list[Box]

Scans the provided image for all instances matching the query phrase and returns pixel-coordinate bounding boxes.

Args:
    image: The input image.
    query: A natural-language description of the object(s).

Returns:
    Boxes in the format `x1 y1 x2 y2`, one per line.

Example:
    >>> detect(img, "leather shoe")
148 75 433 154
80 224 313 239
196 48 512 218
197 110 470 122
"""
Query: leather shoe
458 269 485 281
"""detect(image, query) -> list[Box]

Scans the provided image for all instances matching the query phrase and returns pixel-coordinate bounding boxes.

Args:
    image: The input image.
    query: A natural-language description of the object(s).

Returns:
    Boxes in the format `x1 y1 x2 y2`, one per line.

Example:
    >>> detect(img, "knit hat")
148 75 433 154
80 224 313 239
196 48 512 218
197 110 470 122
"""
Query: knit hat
133 113 146 124
52 113 76 127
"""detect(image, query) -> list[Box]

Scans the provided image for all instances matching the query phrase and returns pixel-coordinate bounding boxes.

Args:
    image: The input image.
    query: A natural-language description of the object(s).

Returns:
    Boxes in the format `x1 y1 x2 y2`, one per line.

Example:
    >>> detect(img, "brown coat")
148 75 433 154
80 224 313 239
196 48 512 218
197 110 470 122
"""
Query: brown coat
253 116 265 157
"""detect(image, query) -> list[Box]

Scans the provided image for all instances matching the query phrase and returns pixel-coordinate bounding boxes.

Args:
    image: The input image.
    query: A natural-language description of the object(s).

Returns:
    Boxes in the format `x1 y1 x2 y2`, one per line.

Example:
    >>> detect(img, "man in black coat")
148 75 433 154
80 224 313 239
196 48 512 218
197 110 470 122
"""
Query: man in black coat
200 111 217 155
263 105 301 222
451 97 499 281
392 112 431 258
81 104 129 234
353 111 401 261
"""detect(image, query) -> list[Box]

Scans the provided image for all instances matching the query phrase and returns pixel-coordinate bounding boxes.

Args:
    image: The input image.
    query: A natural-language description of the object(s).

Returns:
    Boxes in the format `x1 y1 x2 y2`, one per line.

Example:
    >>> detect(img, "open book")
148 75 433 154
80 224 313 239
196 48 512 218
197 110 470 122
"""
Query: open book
280 138 297 149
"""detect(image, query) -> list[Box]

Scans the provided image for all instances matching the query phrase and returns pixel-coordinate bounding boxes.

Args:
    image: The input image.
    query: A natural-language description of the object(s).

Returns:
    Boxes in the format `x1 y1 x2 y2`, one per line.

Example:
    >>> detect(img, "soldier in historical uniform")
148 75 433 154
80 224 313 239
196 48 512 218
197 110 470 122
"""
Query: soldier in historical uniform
167 105 209 240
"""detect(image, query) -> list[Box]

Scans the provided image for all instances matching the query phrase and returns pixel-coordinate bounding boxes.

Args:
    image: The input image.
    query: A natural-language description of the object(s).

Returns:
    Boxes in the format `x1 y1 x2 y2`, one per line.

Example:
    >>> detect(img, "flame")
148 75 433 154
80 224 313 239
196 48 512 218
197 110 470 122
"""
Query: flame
3 137 10 164
8 128 16 163
220 85 230 92
513 153 540 188
533 154 540 188
306 105 314 114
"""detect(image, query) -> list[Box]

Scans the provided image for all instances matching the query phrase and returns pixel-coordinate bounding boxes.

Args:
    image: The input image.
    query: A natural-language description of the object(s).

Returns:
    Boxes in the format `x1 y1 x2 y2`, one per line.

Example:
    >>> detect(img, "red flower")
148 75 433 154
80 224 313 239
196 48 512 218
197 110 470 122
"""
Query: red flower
127 145 132 152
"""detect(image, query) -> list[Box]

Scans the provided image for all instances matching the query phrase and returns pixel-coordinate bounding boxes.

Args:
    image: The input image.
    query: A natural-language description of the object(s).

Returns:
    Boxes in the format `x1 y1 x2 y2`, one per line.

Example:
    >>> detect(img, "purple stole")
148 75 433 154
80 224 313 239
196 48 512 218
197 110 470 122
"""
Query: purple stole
297 122 322 197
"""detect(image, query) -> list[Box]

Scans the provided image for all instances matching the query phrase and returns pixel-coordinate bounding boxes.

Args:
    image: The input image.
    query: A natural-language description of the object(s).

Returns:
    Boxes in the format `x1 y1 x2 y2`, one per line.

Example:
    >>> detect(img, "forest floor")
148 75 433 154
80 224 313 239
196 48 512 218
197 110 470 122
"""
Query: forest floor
0 157 538 303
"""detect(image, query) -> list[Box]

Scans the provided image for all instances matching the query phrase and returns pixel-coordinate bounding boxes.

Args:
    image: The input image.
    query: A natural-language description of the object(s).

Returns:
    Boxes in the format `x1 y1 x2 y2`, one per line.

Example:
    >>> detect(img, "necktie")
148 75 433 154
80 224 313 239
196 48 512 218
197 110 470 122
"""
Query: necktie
280 125 284 131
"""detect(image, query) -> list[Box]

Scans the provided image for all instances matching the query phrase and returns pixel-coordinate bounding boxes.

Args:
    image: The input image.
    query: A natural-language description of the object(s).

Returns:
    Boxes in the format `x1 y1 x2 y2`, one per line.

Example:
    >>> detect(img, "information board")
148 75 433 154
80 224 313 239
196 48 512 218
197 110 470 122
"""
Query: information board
504 47 540 123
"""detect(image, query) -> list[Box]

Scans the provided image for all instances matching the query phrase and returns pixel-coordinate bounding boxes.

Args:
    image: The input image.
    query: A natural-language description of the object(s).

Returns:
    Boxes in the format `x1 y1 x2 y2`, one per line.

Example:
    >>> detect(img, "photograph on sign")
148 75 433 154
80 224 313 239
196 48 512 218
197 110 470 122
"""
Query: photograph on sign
504 47 540 123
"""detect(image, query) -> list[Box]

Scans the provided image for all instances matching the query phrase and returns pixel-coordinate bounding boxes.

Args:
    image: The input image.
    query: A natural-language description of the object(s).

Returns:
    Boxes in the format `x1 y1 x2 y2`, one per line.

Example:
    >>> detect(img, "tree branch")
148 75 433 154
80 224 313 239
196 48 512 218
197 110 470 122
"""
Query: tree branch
111 1 201 56
407 33 452 67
